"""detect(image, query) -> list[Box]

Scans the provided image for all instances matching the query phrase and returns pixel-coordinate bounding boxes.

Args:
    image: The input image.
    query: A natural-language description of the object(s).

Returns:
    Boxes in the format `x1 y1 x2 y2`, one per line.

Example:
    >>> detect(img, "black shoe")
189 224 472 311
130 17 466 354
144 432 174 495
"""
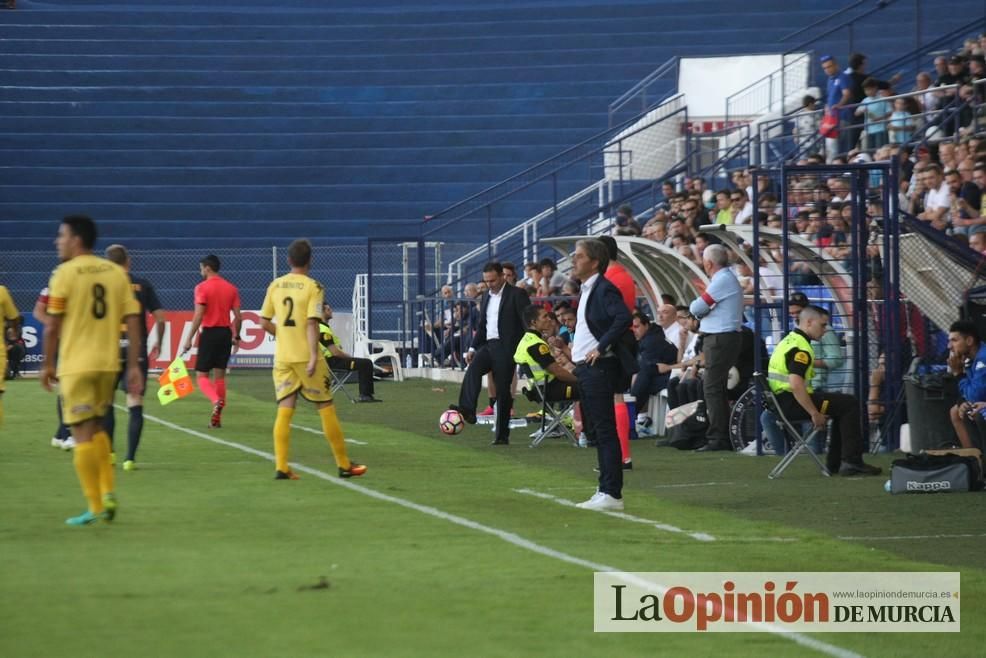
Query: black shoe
450 404 477 425
275 470 300 480
838 461 882 476
357 395 382 403
490 439 509 446
623 461 633 470
694 441 730 452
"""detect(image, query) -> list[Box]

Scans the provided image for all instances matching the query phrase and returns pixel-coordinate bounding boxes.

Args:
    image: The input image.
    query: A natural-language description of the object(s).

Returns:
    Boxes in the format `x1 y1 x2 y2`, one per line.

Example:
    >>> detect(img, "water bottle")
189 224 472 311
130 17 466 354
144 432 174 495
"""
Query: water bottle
405 353 412 369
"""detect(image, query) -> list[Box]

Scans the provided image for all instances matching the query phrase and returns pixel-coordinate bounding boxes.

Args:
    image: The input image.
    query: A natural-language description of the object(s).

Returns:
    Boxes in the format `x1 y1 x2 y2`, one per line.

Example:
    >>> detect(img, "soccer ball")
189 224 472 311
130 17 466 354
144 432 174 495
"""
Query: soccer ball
439 409 465 435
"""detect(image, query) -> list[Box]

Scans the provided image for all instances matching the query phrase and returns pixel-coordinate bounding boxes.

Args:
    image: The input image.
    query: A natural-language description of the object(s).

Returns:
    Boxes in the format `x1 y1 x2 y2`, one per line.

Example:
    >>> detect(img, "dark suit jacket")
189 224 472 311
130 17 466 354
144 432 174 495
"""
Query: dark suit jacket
582 275 637 375
472 283 531 352
638 324 678 388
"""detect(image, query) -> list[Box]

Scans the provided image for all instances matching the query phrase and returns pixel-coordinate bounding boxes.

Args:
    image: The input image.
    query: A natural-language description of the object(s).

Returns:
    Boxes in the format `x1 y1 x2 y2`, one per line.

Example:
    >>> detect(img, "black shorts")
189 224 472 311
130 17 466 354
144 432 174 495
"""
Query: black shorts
115 346 149 395
196 327 233 372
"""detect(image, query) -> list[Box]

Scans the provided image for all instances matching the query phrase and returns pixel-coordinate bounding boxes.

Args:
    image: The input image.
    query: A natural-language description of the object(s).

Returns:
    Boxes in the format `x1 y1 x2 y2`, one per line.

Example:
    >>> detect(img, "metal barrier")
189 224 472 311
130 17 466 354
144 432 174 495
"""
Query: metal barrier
608 57 680 128
748 161 903 453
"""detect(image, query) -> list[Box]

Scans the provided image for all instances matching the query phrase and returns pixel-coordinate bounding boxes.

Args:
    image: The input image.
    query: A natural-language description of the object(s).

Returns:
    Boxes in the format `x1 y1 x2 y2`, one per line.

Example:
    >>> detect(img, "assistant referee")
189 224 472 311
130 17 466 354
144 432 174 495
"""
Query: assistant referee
182 254 242 428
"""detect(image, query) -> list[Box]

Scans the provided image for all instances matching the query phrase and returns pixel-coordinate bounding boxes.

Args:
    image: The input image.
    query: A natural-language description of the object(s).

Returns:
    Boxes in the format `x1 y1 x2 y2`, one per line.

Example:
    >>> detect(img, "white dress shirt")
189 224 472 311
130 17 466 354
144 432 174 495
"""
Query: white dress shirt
571 273 600 363
485 287 503 341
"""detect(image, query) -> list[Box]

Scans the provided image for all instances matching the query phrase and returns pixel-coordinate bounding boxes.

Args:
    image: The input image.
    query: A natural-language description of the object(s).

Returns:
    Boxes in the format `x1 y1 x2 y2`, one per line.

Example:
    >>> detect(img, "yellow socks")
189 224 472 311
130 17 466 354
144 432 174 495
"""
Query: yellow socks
274 407 295 472
93 431 115 496
73 442 103 514
318 405 350 470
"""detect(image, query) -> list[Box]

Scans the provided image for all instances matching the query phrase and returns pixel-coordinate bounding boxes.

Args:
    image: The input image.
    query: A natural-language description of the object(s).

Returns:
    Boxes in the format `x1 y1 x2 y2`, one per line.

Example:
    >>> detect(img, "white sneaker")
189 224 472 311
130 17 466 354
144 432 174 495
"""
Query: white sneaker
576 491 624 511
61 436 76 451
50 437 65 449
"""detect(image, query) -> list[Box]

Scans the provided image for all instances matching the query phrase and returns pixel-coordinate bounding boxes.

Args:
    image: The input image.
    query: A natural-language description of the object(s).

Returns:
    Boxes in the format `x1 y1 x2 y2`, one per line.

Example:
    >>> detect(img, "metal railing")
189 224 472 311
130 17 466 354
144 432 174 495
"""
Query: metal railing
725 52 813 125
607 57 680 128
428 96 689 291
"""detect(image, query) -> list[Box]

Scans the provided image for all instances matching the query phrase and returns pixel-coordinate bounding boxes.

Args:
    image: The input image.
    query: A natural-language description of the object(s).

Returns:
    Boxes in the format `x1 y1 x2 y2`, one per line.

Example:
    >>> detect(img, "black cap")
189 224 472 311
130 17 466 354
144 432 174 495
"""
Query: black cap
788 291 809 308
949 55 965 65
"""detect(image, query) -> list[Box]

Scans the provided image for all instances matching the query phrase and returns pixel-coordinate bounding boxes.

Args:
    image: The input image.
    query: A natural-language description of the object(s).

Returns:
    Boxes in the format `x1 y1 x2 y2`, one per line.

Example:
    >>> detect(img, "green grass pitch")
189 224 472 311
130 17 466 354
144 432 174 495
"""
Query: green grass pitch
1 371 984 657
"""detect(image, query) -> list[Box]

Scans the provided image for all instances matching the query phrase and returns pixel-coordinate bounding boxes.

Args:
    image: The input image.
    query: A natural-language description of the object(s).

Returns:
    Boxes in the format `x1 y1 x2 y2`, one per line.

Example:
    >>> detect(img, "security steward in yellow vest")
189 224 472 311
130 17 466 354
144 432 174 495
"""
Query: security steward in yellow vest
319 303 380 403
514 305 579 402
768 305 880 476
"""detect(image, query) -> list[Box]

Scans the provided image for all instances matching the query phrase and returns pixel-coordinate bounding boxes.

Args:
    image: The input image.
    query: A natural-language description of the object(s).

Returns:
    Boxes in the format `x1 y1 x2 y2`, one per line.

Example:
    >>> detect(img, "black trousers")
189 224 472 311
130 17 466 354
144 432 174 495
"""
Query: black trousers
631 366 669 413
458 340 515 442
576 358 623 499
328 355 374 397
702 332 741 444
776 390 864 469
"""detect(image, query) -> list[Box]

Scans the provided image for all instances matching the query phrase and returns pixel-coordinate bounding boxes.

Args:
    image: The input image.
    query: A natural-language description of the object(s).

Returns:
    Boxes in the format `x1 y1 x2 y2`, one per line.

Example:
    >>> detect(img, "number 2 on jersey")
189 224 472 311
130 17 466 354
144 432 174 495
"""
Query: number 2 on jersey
283 296 296 326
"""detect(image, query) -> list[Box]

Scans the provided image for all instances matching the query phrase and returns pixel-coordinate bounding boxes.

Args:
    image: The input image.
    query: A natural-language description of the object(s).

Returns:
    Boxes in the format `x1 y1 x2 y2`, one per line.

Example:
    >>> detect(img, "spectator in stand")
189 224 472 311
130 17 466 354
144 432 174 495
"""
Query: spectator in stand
821 54 854 159
948 167 985 234
522 262 539 290
680 197 706 233
888 96 916 144
537 258 566 297
969 55 986 102
714 190 733 225
557 305 576 345
970 231 986 254
933 55 949 86
660 180 675 203
845 53 899 149
914 71 940 118
856 78 891 150
941 55 970 92
642 218 668 243
794 94 820 151
501 261 518 286
613 204 642 237
732 189 754 224
918 164 952 230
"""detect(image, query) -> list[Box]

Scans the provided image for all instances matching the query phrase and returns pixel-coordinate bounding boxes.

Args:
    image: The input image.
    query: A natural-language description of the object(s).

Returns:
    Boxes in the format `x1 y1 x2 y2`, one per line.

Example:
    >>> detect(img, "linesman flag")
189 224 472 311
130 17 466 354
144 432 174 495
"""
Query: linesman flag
157 356 195 406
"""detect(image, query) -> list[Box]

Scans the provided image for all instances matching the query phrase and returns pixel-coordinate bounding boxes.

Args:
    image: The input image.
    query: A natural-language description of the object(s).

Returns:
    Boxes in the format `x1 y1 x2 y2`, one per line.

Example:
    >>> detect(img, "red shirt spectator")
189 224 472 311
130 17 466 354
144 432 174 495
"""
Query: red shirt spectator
194 275 240 328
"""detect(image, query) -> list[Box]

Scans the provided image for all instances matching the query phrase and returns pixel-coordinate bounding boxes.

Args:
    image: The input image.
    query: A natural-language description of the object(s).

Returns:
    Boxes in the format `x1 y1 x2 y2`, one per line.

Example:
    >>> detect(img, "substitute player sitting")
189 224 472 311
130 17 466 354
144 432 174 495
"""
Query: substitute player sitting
259 239 367 480
41 215 143 526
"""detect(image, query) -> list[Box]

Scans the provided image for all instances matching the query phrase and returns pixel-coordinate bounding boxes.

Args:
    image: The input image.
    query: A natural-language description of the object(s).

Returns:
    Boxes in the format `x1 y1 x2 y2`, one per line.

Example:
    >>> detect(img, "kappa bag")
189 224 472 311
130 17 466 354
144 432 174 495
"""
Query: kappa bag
890 452 984 494
669 400 709 450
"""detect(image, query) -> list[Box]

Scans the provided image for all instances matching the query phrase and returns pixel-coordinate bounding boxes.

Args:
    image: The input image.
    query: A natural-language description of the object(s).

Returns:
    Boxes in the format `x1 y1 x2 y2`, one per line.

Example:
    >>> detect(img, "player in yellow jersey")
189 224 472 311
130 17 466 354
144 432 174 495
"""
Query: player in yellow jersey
260 239 367 480
0 284 21 426
41 216 143 526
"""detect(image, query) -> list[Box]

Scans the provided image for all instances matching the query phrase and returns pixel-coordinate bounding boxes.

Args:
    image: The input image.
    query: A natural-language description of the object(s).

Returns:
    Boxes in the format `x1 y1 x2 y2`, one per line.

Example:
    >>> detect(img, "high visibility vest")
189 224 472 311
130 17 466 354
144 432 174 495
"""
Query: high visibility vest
514 331 553 383
767 330 815 395
318 322 336 358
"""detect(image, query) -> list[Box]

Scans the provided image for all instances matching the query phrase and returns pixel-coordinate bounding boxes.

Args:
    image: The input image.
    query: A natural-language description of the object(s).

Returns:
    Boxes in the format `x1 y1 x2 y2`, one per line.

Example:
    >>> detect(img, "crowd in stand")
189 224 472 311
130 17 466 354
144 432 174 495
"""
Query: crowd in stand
421 38 986 459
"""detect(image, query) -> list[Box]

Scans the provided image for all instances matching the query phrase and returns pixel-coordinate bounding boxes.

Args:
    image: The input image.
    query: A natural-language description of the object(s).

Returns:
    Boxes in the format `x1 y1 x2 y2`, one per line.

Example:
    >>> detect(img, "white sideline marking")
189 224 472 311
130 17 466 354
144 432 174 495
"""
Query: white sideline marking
291 423 368 445
515 488 717 542
839 533 986 541
139 411 863 658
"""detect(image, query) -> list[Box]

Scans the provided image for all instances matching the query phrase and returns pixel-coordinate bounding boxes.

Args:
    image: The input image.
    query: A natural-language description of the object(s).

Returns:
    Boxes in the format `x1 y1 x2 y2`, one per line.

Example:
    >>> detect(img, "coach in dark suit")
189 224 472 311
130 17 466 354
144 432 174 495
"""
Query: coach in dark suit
450 261 531 444
570 239 635 511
